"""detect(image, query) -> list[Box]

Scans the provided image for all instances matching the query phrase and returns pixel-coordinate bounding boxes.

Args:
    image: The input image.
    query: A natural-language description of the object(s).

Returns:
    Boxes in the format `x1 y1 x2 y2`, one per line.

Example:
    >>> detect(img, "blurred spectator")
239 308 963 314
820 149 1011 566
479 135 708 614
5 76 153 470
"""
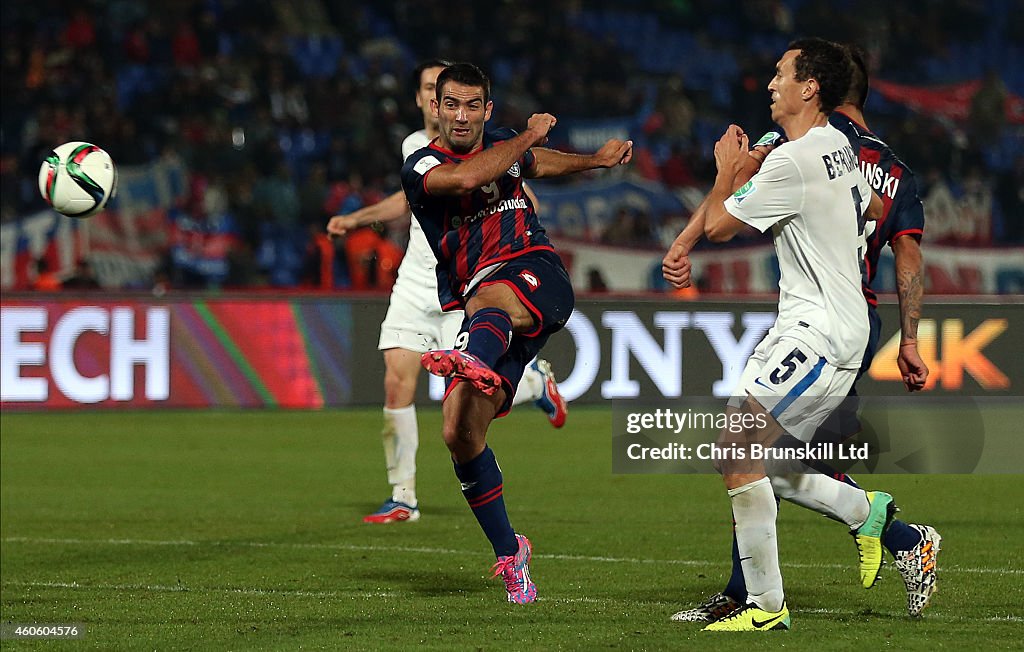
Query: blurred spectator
994 156 1024 243
31 258 62 291
958 167 994 246
63 259 101 289
343 224 403 291
601 207 656 248
1 1 1021 292
968 70 1009 149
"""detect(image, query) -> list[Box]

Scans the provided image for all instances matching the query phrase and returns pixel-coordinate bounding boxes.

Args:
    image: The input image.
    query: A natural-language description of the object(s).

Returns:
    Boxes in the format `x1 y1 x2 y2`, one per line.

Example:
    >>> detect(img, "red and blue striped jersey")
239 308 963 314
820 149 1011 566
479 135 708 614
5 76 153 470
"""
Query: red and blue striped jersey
830 111 926 307
401 127 552 310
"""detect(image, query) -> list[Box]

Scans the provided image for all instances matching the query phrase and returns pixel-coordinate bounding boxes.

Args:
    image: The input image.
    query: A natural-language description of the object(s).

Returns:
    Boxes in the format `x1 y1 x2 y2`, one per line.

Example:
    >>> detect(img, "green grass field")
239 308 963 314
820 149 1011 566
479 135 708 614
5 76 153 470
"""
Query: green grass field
2 407 1022 650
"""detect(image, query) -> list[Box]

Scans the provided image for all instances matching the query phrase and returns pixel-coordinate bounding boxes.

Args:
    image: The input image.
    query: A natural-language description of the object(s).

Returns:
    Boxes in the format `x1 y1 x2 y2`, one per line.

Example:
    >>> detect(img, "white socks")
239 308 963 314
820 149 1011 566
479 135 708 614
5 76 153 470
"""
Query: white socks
729 477 785 612
510 360 544 406
382 405 418 506
771 473 870 529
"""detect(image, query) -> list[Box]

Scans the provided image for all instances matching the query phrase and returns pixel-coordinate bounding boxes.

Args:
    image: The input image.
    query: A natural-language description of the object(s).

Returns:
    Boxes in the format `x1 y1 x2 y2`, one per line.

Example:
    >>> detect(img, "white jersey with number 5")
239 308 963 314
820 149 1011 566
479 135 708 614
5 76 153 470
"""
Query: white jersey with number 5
724 123 873 369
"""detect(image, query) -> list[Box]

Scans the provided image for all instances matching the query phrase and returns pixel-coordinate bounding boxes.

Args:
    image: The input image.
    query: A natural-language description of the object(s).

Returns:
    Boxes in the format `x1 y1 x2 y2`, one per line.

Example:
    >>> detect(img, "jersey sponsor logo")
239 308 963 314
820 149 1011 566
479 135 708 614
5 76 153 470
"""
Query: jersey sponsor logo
859 161 901 199
507 162 521 177
733 181 755 204
519 270 540 290
413 155 442 175
451 197 529 228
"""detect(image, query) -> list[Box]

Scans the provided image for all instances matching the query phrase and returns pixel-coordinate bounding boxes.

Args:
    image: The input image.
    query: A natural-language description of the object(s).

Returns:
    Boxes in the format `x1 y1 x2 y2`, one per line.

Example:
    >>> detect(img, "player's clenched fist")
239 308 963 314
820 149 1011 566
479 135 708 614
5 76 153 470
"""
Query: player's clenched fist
327 214 359 238
594 139 634 168
713 124 749 174
526 113 557 146
662 237 692 288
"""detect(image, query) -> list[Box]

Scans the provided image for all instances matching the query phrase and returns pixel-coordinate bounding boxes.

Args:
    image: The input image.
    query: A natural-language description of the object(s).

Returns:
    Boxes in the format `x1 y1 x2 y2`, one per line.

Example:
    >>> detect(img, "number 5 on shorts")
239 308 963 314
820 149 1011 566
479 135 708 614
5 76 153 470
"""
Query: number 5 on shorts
769 348 808 384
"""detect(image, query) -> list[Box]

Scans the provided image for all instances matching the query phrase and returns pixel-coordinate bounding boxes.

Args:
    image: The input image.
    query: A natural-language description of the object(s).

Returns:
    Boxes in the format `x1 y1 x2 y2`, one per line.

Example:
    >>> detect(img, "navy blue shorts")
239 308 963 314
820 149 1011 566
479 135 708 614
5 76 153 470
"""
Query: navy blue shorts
452 249 574 417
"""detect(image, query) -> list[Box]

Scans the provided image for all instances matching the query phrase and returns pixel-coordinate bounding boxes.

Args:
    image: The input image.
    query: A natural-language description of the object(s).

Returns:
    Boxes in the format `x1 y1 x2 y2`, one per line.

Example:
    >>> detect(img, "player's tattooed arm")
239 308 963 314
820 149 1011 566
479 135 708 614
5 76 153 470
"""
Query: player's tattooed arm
893 235 924 343
894 234 928 391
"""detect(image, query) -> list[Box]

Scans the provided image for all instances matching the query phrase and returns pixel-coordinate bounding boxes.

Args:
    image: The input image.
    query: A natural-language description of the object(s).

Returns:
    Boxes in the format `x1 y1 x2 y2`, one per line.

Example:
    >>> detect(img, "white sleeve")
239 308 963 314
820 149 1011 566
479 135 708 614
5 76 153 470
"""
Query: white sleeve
723 152 803 233
402 131 430 162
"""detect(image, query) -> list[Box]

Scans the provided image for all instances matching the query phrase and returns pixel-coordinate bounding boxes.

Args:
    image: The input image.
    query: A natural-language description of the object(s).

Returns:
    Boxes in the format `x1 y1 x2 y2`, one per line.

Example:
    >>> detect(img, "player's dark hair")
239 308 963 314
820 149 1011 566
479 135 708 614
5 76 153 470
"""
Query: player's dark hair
411 58 453 93
843 44 870 109
786 38 851 113
435 62 490 104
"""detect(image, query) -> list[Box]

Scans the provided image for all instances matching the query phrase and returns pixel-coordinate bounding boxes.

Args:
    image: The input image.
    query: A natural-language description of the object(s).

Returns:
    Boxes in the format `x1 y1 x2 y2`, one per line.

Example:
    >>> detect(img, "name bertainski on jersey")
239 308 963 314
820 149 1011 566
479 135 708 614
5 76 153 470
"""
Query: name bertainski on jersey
821 144 858 180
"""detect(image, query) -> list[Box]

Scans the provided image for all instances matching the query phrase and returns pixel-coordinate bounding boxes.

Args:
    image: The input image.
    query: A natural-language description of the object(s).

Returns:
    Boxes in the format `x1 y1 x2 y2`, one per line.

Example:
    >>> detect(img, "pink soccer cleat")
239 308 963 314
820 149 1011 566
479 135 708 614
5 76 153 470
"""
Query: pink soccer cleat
490 533 537 604
421 349 502 396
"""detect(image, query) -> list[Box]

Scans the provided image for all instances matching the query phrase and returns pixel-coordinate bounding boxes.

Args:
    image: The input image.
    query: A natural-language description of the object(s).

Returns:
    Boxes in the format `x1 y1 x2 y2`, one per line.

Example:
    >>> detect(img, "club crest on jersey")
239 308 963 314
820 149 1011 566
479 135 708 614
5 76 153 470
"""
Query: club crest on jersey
507 162 521 178
519 270 540 290
733 180 755 203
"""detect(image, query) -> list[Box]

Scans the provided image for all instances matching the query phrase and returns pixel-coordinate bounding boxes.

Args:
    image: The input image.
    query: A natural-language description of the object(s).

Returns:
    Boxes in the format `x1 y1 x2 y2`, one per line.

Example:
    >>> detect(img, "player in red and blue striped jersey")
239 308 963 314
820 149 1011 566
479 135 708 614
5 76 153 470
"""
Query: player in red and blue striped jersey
401 62 632 604
404 125 551 315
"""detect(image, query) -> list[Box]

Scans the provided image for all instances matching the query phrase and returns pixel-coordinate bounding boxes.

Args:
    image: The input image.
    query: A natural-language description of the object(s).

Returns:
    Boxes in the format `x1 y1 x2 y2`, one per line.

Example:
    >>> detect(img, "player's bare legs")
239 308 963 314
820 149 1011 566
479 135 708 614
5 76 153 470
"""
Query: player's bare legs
383 348 421 409
441 382 504 464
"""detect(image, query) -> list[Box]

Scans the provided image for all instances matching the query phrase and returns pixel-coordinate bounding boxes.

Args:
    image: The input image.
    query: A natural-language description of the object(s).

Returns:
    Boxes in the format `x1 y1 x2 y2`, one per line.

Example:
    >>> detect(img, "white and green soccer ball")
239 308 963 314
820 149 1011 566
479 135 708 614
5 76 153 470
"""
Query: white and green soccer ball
38 141 118 218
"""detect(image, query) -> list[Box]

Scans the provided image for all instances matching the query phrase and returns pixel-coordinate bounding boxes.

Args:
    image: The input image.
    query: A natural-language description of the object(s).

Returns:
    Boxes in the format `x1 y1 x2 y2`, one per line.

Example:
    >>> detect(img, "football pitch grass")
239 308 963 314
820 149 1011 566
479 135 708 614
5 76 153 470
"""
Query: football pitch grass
1 407 1021 650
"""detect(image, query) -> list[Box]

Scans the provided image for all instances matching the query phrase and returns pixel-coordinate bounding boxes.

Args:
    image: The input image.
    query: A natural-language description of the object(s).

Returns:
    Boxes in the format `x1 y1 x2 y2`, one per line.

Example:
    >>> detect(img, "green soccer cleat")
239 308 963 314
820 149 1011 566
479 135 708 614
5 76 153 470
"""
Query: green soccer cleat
702 602 790 632
851 491 897 589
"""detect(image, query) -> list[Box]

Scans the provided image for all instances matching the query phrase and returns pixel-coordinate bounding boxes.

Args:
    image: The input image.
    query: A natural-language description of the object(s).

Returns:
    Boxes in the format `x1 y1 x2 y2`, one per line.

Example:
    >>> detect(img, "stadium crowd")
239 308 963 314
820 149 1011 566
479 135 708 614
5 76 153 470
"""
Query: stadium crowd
2 0 1021 290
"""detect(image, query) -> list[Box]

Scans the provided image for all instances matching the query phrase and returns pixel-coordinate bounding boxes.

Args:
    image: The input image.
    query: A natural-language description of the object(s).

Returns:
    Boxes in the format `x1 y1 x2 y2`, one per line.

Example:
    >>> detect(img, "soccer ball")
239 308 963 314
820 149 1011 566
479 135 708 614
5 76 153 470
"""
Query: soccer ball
38 142 118 218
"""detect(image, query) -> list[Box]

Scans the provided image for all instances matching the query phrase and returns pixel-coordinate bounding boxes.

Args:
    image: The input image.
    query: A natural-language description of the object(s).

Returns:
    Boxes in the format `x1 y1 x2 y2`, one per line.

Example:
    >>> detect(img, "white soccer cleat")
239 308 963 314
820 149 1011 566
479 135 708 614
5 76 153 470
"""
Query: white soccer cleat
894 524 941 617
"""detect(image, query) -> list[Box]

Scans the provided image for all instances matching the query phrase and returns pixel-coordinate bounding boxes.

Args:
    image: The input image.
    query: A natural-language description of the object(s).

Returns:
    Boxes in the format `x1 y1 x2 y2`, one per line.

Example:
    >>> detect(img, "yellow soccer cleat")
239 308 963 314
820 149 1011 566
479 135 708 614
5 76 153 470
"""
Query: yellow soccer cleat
852 491 897 589
702 603 791 631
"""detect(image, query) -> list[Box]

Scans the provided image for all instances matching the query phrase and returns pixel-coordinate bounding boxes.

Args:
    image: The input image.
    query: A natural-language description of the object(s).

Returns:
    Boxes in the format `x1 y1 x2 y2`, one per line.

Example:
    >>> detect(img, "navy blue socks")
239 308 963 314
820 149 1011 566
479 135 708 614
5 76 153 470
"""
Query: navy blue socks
453 446 518 557
463 308 512 368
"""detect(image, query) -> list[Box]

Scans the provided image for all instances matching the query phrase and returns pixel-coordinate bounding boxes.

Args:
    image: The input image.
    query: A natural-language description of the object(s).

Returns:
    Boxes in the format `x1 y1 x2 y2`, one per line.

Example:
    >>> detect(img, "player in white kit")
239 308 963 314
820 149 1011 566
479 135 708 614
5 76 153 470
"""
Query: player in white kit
327 60 567 524
664 39 902 631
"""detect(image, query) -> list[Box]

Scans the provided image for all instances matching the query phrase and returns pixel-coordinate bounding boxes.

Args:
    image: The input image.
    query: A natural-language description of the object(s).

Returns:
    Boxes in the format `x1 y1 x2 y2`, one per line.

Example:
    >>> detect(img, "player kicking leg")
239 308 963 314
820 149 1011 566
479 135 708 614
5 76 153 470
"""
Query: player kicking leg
422 251 574 603
364 284 567 525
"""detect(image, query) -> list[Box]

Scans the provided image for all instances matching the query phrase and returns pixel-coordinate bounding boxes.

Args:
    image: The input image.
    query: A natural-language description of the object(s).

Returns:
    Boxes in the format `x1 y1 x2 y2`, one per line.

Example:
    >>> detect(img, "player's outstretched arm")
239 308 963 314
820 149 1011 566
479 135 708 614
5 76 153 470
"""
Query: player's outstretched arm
893 235 928 391
326 190 409 238
527 138 633 179
424 114 556 196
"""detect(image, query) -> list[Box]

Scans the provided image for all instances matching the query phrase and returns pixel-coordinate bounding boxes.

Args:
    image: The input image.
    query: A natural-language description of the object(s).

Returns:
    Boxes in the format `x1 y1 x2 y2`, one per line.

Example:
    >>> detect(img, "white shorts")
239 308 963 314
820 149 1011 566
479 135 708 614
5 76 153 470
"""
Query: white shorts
378 271 464 353
729 329 857 442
